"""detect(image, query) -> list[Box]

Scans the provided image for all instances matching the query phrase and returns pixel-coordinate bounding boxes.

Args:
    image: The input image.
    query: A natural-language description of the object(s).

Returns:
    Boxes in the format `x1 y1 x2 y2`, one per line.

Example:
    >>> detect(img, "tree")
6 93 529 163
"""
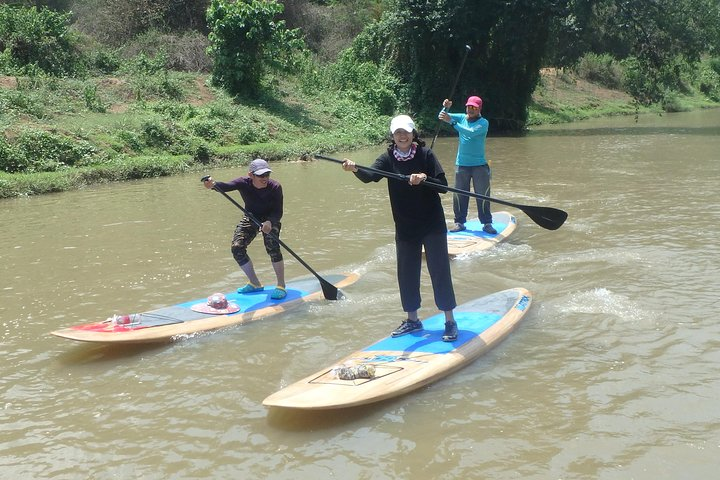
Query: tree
352 0 568 130
206 0 304 97
547 0 720 103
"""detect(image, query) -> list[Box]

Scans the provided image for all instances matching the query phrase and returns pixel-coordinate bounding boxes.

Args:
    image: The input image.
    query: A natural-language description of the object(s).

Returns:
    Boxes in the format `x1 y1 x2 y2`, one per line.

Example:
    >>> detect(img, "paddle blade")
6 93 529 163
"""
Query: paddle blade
521 205 568 230
319 278 341 301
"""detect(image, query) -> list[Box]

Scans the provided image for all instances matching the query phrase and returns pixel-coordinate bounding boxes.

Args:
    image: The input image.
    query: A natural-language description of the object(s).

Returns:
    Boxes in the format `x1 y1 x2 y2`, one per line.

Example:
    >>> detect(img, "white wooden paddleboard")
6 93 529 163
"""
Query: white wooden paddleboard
446 211 517 257
263 287 532 410
50 273 359 344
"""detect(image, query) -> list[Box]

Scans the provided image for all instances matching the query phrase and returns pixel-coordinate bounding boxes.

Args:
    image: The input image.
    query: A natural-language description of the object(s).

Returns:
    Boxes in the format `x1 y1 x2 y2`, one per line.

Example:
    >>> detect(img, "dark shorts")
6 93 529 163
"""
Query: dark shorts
231 216 283 266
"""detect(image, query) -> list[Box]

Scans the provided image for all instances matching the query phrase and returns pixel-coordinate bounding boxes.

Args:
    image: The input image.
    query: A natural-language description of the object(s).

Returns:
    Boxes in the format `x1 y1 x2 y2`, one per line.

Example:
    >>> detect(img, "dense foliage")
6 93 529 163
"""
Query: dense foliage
0 4 84 76
206 0 304 96
1 0 719 185
343 0 720 127
546 0 720 104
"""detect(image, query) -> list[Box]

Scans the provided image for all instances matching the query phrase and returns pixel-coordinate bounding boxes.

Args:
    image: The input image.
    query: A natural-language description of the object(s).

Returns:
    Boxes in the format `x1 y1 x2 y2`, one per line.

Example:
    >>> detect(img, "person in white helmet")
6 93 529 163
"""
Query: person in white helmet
340 115 458 342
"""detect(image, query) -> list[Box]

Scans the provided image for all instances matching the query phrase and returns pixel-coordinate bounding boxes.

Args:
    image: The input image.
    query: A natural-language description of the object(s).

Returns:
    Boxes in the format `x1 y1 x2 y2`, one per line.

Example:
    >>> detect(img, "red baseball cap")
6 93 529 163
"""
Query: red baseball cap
466 96 483 109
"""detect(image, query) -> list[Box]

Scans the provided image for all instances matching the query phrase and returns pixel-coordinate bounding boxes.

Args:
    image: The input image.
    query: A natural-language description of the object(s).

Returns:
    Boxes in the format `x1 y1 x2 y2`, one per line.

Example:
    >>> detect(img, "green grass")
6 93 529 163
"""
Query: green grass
1 69 718 198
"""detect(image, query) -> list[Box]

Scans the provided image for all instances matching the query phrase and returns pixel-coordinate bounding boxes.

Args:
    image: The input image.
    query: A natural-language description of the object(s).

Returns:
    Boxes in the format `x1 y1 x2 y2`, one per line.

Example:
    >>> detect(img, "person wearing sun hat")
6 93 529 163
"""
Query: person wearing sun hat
438 95 497 235
339 114 459 342
202 158 287 300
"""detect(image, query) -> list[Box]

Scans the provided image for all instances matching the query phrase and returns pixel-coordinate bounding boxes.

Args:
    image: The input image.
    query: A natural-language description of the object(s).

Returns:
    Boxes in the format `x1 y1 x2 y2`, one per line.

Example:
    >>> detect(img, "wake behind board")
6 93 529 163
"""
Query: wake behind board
263 287 532 410
50 273 359 344
446 210 516 257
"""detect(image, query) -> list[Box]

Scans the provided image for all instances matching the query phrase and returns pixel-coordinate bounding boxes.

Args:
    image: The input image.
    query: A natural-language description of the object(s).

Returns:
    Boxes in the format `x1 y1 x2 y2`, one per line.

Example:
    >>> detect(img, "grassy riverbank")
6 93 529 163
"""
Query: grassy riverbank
1 69 717 199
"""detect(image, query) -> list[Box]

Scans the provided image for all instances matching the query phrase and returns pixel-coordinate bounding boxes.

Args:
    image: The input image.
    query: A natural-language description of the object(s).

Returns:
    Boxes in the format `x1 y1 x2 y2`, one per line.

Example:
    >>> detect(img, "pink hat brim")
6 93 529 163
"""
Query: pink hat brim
190 302 241 315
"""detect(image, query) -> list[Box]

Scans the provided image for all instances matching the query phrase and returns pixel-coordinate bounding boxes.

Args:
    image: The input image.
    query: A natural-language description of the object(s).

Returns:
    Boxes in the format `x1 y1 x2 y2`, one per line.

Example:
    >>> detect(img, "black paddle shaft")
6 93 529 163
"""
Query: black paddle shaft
314 155 568 231
200 176 341 300
430 44 472 150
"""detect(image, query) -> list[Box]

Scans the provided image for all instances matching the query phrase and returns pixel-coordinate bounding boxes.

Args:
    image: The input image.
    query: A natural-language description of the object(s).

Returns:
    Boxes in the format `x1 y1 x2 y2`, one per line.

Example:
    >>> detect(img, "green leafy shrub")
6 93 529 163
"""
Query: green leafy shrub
0 89 46 118
13 129 97 172
115 130 144 153
661 92 688 112
0 5 85 77
149 100 196 120
236 122 269 145
301 49 399 116
140 118 173 149
709 58 720 76
187 117 222 141
207 0 305 96
0 135 28 173
191 142 213 164
697 61 720 101
575 53 624 90
87 48 121 74
83 83 107 113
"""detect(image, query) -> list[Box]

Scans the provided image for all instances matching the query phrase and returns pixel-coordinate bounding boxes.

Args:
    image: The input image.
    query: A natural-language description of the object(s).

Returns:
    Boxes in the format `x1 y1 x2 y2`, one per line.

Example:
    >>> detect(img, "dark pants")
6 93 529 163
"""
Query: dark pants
396 230 456 313
453 164 492 225
231 216 283 267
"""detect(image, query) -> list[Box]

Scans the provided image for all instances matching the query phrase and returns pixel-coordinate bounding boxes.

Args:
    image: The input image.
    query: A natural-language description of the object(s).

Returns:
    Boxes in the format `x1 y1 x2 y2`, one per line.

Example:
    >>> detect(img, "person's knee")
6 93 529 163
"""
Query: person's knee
268 249 283 263
232 245 249 265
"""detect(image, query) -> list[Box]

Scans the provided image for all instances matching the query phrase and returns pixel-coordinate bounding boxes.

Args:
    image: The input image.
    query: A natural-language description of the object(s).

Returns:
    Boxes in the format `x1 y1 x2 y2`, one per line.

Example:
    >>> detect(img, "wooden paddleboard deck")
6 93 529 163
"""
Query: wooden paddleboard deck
446 211 517 257
263 287 532 410
50 273 359 344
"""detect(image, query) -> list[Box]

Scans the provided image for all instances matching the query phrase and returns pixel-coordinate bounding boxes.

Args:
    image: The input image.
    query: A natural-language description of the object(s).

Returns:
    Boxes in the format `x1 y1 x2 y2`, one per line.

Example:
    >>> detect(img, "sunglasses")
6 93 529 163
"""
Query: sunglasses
253 172 271 178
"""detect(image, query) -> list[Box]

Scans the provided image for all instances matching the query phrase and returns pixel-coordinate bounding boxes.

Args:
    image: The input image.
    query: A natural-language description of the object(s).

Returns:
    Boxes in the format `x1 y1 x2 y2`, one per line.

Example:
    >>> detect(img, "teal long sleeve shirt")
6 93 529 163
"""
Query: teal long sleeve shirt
445 112 489 167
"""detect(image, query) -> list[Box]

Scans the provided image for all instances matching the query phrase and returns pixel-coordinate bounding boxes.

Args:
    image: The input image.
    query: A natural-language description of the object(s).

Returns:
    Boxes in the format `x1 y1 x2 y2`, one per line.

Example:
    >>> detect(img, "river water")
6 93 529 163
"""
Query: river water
1 109 719 479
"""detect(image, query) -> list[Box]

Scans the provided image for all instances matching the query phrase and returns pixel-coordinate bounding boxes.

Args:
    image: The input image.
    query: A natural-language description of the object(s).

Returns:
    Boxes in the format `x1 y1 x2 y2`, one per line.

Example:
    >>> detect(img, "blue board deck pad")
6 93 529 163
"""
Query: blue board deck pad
366 312 502 354
448 219 509 239
176 287 309 318
444 211 517 257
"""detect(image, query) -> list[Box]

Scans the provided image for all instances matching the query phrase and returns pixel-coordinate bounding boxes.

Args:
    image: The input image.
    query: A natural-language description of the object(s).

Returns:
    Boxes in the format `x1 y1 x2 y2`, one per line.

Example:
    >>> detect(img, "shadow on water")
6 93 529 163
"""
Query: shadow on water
55 341 171 365
524 125 720 137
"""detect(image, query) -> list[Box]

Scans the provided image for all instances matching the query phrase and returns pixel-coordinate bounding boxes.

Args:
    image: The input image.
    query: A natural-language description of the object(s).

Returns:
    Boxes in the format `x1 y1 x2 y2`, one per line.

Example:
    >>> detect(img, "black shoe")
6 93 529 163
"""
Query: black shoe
483 223 498 234
449 223 466 232
442 321 458 342
391 319 423 337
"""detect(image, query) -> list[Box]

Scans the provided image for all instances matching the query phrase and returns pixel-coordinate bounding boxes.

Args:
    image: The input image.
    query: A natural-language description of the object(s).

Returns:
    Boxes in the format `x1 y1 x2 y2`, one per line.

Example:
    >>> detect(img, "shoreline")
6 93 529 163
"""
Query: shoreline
1 71 718 199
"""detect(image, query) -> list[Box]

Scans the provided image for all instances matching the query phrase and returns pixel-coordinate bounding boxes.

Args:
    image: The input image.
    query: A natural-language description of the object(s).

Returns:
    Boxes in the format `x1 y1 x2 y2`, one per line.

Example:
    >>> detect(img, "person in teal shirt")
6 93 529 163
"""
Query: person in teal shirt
438 95 497 234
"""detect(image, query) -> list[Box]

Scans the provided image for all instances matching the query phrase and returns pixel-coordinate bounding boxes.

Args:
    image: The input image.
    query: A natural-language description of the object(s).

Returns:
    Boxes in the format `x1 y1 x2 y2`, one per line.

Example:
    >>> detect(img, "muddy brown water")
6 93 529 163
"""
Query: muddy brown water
1 109 719 479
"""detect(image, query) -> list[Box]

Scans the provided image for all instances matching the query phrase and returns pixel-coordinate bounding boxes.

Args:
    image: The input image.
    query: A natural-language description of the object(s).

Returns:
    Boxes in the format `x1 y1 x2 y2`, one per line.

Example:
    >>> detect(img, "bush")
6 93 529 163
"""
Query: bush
207 0 305 96
12 129 98 172
83 83 108 113
149 100 197 120
87 48 122 75
0 89 46 118
140 118 174 149
575 53 624 90
661 92 688 112
710 58 720 76
0 5 85 77
187 117 222 141
0 135 28 173
115 130 144 153
304 48 400 116
122 29 211 73
236 122 269 145
696 59 720 101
